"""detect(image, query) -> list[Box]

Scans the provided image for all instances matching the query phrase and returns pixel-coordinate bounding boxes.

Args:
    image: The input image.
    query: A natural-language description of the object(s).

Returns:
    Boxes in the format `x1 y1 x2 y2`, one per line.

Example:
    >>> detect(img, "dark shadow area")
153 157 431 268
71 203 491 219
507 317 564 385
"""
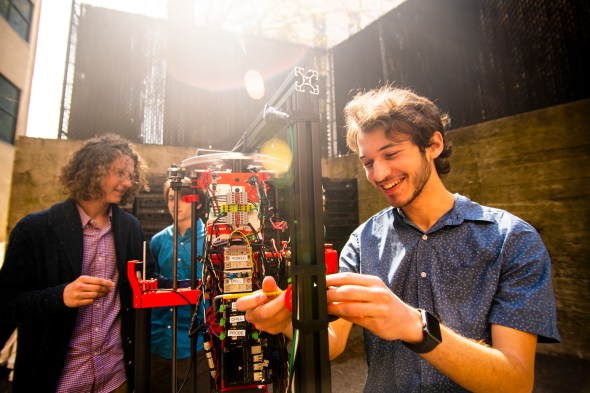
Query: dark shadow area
1 335 588 393
330 326 590 393
534 352 590 393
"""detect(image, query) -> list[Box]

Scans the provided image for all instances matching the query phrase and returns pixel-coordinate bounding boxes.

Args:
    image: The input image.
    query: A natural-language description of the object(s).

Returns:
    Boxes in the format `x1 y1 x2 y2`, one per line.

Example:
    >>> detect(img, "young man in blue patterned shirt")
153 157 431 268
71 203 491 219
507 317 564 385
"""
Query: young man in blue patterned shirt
236 86 560 392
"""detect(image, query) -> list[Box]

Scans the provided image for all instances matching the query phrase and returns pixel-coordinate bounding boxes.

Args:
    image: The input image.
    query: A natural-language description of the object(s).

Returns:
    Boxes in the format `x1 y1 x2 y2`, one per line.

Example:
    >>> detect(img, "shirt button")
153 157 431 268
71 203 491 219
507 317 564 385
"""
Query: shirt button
420 271 427 278
178 258 181 262
167 325 171 329
421 234 428 240
180 242 184 246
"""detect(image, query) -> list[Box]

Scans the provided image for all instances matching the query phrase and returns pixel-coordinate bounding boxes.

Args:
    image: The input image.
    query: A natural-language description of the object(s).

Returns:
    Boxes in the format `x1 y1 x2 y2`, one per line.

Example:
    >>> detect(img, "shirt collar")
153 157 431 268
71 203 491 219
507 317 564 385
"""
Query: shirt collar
77 204 113 227
166 225 192 238
446 193 496 224
394 193 495 231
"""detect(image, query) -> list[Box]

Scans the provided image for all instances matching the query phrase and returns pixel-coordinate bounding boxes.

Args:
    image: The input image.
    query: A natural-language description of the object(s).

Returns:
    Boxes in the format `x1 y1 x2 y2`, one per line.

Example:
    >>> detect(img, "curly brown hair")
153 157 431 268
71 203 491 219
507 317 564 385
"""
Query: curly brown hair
344 86 453 176
59 134 148 205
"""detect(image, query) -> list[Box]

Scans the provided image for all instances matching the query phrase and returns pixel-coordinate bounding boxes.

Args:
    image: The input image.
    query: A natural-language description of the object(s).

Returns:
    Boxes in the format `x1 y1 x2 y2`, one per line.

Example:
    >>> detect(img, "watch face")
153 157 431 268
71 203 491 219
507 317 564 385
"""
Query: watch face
424 310 442 343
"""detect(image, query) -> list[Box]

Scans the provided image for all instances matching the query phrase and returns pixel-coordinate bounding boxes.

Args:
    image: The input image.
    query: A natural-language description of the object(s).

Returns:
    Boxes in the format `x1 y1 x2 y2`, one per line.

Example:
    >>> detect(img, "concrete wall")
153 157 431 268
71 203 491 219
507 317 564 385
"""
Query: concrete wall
323 99 590 360
0 143 15 245
444 99 590 360
6 136 196 236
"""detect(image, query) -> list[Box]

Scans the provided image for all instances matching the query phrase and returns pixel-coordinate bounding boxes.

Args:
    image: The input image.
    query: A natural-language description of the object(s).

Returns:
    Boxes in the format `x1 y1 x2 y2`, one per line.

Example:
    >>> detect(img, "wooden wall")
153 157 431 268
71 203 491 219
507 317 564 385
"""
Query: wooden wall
323 99 590 360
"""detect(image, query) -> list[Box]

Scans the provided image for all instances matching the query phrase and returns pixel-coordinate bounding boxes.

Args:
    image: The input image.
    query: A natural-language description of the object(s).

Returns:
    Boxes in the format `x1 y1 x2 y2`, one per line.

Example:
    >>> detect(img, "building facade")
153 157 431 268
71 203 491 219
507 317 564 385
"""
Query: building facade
0 0 41 246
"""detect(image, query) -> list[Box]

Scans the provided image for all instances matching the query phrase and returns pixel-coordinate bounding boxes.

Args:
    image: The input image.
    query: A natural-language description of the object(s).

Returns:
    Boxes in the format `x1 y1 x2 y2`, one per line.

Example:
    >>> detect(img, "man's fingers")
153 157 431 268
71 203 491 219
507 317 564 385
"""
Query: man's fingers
64 276 115 307
236 291 273 311
77 275 115 288
325 272 383 288
236 276 282 311
261 276 279 292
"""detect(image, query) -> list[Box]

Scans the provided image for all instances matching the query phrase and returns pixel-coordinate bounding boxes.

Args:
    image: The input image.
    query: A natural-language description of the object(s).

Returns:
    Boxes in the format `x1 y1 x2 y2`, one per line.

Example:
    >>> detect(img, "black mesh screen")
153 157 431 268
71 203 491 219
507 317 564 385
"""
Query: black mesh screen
332 0 590 155
64 1 589 156
67 6 167 143
66 5 323 150
323 178 359 254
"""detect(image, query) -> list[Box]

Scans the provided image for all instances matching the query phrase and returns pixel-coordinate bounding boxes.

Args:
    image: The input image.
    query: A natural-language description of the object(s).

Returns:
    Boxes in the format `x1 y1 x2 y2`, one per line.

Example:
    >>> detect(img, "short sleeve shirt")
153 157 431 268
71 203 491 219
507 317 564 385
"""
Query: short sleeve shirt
339 194 560 392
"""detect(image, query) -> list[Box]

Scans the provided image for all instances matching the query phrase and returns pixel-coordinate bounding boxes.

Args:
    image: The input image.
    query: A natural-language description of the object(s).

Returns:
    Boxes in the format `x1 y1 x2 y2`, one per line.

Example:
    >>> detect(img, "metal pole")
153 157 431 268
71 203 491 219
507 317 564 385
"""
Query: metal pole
290 94 332 393
190 175 198 393
233 66 331 393
134 308 151 393
171 181 180 393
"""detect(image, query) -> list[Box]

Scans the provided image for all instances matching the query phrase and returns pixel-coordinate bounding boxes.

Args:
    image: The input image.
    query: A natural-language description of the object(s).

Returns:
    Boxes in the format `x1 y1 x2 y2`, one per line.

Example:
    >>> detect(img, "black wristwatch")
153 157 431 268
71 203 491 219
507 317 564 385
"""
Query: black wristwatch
403 309 442 354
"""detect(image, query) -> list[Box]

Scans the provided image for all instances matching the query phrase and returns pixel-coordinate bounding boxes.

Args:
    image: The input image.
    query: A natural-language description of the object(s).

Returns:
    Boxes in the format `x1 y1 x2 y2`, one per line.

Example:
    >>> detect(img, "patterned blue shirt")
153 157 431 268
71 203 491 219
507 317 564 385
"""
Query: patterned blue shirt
339 194 560 392
150 221 208 359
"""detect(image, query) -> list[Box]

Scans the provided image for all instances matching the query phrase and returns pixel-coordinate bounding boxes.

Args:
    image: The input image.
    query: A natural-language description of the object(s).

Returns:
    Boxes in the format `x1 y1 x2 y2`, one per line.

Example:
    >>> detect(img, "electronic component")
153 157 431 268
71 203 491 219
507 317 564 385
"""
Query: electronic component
193 167 289 392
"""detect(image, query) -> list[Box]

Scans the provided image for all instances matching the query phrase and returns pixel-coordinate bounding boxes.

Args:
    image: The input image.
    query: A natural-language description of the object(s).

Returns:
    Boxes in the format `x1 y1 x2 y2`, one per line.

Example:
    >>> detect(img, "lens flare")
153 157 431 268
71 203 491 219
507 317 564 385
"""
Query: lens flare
244 69 265 100
259 139 292 173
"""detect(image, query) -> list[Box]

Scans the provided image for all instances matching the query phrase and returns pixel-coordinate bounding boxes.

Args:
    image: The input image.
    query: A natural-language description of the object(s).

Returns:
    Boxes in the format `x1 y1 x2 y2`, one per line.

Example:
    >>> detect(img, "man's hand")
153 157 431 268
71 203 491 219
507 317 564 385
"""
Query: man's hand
235 276 293 337
63 275 115 307
326 272 422 342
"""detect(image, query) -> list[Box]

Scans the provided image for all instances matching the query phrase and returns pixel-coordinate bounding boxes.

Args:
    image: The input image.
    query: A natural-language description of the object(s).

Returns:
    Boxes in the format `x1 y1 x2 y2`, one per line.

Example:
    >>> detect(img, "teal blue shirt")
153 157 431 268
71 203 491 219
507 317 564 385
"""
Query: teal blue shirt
150 220 207 359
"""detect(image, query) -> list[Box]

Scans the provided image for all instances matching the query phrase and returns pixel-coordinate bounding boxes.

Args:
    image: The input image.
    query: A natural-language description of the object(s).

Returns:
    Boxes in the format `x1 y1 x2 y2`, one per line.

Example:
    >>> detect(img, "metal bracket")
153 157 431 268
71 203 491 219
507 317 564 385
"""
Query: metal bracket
295 67 319 95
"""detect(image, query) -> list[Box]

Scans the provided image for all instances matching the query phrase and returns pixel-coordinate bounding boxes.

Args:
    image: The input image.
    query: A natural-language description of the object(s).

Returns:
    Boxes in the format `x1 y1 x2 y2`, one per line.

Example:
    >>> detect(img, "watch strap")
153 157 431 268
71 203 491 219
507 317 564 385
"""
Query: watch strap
402 309 442 354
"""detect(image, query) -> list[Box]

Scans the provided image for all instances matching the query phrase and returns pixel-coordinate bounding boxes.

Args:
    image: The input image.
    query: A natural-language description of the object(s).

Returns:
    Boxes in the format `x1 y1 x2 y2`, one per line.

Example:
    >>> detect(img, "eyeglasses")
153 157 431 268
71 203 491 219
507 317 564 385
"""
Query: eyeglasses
110 168 137 183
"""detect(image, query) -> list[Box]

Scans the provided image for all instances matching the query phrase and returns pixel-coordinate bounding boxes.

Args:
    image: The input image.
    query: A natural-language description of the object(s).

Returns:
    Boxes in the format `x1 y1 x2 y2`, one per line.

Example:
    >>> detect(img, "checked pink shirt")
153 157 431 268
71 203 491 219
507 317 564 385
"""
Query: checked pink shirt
56 206 127 392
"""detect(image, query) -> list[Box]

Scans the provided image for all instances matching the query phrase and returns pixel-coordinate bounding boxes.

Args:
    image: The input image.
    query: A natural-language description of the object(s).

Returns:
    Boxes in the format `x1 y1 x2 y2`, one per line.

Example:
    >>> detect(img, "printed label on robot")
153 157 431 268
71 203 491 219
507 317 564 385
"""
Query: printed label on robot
227 254 249 262
227 329 246 337
229 315 246 324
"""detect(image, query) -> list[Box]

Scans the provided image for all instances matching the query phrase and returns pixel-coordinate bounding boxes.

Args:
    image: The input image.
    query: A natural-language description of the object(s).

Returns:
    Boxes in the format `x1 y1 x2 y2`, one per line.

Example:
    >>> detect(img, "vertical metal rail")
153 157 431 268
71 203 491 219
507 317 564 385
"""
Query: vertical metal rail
189 174 199 393
238 66 331 392
58 0 81 139
170 176 183 393
289 78 331 393
135 307 151 393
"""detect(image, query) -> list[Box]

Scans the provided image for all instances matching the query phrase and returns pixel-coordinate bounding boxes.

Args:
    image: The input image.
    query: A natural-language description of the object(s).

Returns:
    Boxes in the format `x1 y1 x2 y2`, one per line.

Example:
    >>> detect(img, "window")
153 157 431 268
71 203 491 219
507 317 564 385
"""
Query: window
0 74 20 144
1 0 33 41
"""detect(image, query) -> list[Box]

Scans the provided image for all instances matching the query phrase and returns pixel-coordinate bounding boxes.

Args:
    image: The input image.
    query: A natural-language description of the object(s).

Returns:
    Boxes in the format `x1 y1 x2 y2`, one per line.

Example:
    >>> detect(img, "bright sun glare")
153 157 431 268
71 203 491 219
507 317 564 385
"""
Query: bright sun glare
27 0 402 139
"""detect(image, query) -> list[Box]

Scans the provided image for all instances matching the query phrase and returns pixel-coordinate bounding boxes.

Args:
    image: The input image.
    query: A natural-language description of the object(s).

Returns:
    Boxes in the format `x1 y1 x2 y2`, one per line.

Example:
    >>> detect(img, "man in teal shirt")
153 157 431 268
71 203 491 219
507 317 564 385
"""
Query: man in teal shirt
150 179 210 392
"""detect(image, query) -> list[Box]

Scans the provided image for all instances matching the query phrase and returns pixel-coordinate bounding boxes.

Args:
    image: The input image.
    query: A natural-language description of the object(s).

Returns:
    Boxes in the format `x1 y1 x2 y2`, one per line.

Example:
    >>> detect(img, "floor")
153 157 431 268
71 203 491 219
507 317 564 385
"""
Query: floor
329 326 590 393
1 326 589 392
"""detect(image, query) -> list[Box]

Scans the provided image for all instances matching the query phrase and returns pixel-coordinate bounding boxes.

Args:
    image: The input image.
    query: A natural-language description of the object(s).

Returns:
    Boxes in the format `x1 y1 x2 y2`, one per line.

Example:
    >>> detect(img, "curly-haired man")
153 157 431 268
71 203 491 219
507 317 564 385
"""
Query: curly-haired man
0 134 153 392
